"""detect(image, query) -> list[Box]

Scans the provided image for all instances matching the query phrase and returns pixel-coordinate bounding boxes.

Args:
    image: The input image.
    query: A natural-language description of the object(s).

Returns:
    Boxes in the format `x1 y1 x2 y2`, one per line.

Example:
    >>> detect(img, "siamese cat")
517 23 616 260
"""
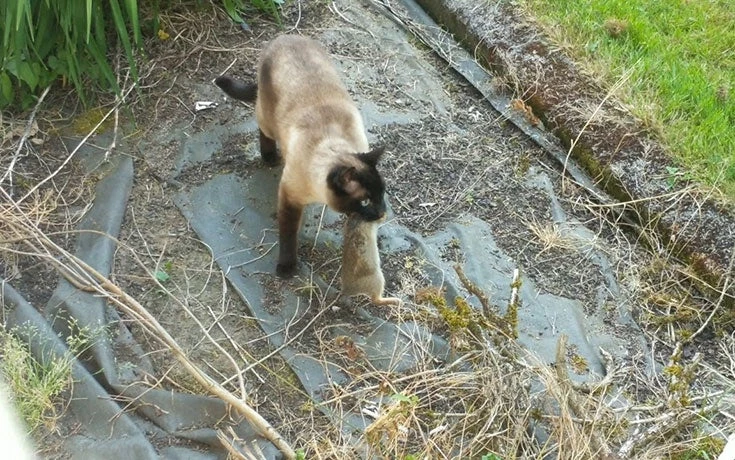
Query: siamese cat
215 34 387 277
341 214 401 306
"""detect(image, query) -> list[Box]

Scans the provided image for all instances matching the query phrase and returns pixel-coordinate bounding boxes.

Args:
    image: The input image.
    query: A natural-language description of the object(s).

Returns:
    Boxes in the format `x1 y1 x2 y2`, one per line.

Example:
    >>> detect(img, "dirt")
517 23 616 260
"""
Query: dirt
2 0 732 458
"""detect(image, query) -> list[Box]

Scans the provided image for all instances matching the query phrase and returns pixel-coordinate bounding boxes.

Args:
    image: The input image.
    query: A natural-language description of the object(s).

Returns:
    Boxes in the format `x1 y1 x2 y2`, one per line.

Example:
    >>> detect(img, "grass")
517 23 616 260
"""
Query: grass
0 331 72 433
518 0 735 199
0 320 105 434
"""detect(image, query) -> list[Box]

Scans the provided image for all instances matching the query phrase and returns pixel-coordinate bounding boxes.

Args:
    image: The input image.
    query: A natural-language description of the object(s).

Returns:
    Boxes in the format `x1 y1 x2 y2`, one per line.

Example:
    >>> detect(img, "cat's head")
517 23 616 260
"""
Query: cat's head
327 147 387 221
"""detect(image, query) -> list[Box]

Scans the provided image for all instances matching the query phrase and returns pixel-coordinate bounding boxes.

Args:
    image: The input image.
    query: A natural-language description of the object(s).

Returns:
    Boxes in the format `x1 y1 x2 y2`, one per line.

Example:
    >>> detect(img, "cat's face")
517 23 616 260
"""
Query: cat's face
327 147 387 221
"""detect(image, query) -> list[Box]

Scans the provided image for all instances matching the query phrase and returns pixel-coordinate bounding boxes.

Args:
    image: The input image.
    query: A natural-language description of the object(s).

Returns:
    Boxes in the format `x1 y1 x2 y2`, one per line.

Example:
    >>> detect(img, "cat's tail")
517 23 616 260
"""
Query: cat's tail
214 75 257 102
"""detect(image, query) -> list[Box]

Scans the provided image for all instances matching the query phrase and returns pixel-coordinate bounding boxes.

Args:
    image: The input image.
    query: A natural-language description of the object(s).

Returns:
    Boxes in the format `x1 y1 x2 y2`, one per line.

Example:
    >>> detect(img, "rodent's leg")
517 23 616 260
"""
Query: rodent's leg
373 296 402 307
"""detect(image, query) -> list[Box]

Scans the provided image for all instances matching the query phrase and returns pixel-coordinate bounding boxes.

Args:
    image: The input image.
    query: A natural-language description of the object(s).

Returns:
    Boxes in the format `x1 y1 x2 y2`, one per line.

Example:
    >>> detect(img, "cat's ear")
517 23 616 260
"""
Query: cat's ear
357 146 385 168
329 166 361 195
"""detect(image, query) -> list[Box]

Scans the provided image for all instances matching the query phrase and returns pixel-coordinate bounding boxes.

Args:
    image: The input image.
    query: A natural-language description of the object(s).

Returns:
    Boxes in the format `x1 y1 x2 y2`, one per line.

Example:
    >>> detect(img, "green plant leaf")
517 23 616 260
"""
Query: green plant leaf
124 0 142 47
86 39 118 91
155 270 170 283
0 72 13 106
17 61 39 91
1 0 149 110
2 1 14 51
222 0 245 23
15 0 26 32
47 55 60 71
108 0 138 82
85 0 92 43
391 393 419 405
481 454 502 460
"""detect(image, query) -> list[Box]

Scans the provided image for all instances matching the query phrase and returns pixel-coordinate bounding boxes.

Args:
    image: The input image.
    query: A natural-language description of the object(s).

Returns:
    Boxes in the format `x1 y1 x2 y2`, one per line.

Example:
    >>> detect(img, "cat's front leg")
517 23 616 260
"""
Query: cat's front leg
276 187 303 277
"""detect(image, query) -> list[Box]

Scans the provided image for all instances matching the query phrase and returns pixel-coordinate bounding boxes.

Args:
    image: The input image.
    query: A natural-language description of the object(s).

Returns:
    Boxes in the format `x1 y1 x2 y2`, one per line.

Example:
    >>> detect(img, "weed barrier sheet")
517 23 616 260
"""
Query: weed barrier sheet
2 143 282 459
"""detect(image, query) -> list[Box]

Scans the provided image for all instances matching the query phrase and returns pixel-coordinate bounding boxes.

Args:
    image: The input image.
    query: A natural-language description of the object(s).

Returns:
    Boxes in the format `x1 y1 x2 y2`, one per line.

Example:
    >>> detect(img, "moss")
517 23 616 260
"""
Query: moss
671 435 727 460
419 288 484 349
515 154 531 177
415 286 448 309
448 237 461 249
664 349 699 408
441 297 472 332
570 354 589 374
714 307 735 336
72 107 113 135
299 401 315 413
677 328 693 341
664 362 683 377
503 299 519 339
510 277 522 290
642 293 698 327
419 273 521 351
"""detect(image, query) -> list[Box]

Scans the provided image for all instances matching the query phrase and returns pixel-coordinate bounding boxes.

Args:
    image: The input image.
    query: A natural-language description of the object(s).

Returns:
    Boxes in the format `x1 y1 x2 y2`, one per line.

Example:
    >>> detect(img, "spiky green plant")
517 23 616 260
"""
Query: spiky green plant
0 0 145 110
220 0 284 25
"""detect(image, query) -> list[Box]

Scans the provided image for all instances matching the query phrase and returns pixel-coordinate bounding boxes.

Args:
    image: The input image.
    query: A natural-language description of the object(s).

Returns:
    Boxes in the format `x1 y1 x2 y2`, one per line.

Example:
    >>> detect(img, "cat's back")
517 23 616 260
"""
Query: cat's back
259 35 347 103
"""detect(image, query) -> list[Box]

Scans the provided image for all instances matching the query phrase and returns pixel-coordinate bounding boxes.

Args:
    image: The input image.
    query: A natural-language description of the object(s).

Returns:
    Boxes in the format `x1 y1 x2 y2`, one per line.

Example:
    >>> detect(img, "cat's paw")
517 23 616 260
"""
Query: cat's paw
276 261 297 278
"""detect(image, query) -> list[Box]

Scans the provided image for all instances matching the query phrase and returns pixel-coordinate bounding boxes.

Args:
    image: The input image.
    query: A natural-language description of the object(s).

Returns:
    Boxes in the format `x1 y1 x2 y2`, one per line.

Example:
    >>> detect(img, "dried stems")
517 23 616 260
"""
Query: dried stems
0 187 296 459
1 86 51 193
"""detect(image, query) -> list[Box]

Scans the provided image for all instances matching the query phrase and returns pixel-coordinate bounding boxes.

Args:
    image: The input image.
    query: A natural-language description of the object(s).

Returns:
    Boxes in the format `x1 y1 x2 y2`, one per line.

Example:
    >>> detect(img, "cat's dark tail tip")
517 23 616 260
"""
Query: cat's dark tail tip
214 75 257 102
214 75 232 89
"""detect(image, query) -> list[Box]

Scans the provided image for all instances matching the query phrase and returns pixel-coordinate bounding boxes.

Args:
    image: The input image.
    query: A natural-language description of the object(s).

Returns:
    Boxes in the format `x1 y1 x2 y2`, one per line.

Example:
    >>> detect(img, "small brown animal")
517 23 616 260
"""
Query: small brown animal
215 35 387 277
341 214 401 306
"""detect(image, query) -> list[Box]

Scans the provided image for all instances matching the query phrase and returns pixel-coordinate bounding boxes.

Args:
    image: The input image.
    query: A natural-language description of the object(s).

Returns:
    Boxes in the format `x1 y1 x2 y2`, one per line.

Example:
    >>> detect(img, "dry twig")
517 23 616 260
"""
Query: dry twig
1 86 51 192
0 188 296 460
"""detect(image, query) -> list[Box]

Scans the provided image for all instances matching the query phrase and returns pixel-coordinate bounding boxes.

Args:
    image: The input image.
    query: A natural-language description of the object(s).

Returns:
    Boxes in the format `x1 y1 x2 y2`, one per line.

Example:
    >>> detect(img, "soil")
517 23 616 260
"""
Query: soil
2 0 732 458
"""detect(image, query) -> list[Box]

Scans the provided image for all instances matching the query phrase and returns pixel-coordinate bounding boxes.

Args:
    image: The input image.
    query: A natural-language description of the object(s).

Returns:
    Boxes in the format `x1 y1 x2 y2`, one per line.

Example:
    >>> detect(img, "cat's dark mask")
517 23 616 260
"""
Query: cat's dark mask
327 147 387 221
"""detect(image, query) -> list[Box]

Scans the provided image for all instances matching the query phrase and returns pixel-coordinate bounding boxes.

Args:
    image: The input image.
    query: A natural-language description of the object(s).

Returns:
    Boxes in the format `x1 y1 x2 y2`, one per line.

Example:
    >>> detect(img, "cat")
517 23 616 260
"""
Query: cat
341 213 401 306
215 34 387 277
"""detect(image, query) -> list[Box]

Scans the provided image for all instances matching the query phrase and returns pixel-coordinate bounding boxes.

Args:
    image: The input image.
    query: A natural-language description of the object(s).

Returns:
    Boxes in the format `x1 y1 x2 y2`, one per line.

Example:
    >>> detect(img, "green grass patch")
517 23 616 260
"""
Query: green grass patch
0 322 105 433
518 0 735 199
0 331 71 432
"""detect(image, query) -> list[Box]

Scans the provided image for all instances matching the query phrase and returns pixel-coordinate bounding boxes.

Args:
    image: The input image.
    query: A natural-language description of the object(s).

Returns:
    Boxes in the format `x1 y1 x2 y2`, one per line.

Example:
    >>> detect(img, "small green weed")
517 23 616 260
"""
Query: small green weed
665 166 693 190
482 453 503 460
0 320 105 433
391 392 419 406
155 270 171 283
155 260 173 283
671 434 726 460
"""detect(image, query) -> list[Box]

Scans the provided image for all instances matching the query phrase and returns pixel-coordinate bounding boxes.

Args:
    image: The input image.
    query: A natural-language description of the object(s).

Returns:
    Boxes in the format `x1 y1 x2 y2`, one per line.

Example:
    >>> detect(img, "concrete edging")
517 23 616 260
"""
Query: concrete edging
411 0 734 303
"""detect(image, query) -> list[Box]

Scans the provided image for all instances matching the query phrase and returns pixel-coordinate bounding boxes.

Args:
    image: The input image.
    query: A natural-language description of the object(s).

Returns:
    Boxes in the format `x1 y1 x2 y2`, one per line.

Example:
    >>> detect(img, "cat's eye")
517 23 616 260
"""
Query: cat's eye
360 199 370 207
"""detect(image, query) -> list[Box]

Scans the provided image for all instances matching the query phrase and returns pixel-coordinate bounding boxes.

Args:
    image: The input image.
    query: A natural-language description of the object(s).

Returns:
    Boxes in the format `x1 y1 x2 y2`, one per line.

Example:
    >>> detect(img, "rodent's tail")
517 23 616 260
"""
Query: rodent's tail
214 75 257 102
